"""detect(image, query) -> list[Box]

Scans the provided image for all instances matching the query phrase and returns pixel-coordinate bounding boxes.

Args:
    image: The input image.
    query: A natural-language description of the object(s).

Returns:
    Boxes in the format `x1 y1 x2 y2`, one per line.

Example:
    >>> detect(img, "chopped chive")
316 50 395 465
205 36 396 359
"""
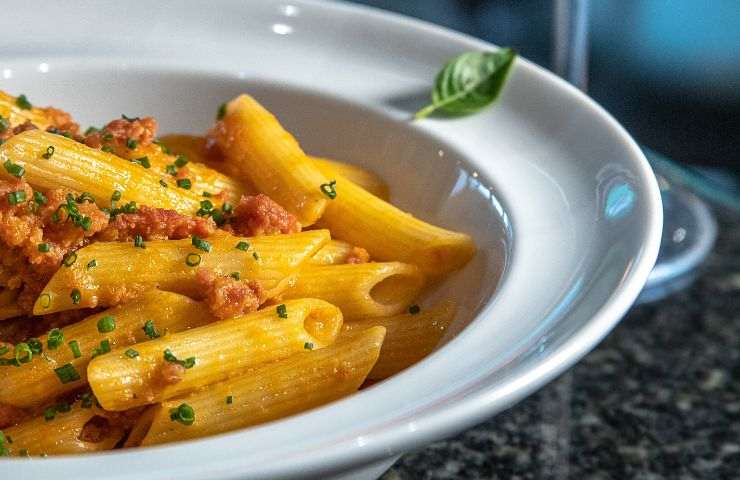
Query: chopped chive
202 191 212 197
47 328 64 350
159 179 168 188
169 403 195 426
68 340 82 359
111 190 122 202
102 133 114 142
27 338 43 355
0 346 8 356
163 349 195 369
79 392 94 408
101 145 115 153
70 288 81 305
121 114 140 122
43 406 57 421
320 180 337 199
131 156 150 168
84 126 99 136
165 164 177 176
226 395 233 405
33 191 47 206
229 272 240 280
142 320 160 339
211 209 226 225
276 304 288 319
185 253 201 267
236 241 249 251
54 363 80 384
7 191 26 205
97 315 116 333
41 146 55 159
174 155 188 168
191 235 211 252
199 199 213 212
304 342 314 350
252 251 259 261
37 243 50 253
134 234 145 249
75 192 95 204
176 178 192 190
222 202 233 213
14 343 32 364
86 259 97 269
408 305 421 315
125 348 139 359
126 138 138 150
217 103 227 120
16 94 32 110
4 160 25 178
91 339 111 358
62 251 77 267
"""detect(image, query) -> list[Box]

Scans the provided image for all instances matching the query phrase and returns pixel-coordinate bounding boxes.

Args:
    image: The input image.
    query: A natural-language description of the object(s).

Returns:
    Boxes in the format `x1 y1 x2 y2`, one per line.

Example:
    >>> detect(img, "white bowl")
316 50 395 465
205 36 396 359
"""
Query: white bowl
0 1 662 478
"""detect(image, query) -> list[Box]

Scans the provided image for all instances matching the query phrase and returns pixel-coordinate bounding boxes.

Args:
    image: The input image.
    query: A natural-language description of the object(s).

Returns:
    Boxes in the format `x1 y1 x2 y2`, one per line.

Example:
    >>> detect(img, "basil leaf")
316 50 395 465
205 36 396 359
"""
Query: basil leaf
415 48 516 119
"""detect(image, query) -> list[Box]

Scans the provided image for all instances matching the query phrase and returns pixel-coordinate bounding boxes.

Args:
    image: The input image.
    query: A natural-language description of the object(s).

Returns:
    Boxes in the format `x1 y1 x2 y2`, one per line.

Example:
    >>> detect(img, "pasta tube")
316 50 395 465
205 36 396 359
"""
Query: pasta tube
310 240 363 265
282 262 424 319
136 326 385 446
212 95 329 226
0 130 203 215
33 230 329 315
88 298 343 411
0 403 125 456
159 134 390 199
317 173 475 278
116 143 251 203
1 290 215 409
0 91 53 130
342 300 457 379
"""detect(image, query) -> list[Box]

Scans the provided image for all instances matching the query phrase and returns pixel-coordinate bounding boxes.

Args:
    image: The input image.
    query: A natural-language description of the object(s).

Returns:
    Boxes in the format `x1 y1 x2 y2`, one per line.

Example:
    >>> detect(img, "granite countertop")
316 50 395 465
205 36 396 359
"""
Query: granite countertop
384 208 739 479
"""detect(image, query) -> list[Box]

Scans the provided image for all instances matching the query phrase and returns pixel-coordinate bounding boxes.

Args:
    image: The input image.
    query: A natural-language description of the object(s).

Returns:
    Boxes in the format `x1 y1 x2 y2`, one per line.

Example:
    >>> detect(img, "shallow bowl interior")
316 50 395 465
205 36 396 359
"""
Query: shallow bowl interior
0 1 662 478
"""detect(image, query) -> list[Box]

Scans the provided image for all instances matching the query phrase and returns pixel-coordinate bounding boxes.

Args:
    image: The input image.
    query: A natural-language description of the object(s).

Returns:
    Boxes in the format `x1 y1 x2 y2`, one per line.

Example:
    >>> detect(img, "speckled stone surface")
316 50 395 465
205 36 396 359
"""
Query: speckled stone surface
383 209 739 479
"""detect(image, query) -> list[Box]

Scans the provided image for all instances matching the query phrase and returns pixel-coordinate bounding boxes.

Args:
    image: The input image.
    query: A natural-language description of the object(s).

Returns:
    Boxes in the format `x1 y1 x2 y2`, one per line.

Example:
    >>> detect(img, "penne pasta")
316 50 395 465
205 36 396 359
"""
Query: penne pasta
211 95 329 226
309 239 362 265
159 134 390 199
0 290 215 409
282 262 424 319
0 130 204 215
136 326 385 446
87 298 343 411
0 403 125 456
0 91 54 130
33 230 329 315
115 143 251 203
317 173 475 278
342 300 457 379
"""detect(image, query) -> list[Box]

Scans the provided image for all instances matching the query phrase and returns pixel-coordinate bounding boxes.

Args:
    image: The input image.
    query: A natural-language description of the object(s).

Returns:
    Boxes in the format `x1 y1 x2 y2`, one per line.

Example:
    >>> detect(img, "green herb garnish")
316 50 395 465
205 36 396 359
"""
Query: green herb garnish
191 235 211 252
125 348 139 359
169 403 195 425
142 320 160 339
415 48 516 119
37 243 50 253
16 94 32 110
47 328 64 350
68 340 82 359
54 363 80 384
4 160 25 178
320 180 337 199
97 315 116 333
276 304 288 319
163 349 195 369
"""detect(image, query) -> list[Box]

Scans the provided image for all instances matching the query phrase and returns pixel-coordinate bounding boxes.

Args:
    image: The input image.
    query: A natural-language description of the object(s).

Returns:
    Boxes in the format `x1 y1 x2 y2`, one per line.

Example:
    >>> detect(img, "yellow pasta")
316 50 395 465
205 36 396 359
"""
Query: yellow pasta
159 134 390 200
0 289 22 321
0 130 204 215
212 95 329 226
282 262 424 319
136 326 385 446
0 91 54 130
342 300 457 379
309 239 363 265
1 290 215 409
1 403 125 456
116 143 251 203
33 230 329 315
88 298 343 411
317 173 475 278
